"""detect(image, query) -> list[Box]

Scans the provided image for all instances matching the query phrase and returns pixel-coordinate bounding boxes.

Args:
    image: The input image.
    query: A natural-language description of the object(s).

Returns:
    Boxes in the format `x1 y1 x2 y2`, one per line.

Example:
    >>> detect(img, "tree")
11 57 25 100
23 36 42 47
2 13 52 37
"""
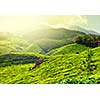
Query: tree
74 35 83 44
74 34 100 48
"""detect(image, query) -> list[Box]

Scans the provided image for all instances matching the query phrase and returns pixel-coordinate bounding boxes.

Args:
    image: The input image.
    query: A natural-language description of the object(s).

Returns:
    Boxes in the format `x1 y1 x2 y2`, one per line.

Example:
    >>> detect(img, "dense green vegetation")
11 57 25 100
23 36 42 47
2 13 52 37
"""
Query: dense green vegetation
1 26 100 84
48 43 89 56
1 44 100 84
75 34 100 48
0 52 47 67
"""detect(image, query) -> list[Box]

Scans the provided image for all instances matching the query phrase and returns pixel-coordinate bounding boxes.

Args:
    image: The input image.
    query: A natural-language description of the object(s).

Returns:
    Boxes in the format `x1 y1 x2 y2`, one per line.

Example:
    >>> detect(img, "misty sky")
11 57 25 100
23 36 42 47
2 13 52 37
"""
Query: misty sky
0 15 100 33
86 15 100 32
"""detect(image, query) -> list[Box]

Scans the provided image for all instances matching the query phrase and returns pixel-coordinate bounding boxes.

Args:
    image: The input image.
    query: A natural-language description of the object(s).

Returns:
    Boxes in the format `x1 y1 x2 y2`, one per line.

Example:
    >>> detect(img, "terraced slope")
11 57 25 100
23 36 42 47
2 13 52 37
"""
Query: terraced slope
48 43 89 56
0 44 100 84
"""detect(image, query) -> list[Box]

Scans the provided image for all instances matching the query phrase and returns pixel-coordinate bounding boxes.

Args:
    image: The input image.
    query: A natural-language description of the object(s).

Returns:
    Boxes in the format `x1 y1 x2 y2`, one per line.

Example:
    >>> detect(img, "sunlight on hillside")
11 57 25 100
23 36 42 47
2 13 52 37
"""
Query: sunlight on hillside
1 15 100 84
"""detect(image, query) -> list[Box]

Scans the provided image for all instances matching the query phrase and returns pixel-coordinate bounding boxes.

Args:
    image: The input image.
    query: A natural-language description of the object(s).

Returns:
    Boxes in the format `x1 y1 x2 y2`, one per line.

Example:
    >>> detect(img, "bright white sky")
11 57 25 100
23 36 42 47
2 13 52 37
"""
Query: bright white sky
0 16 87 33
0 0 100 33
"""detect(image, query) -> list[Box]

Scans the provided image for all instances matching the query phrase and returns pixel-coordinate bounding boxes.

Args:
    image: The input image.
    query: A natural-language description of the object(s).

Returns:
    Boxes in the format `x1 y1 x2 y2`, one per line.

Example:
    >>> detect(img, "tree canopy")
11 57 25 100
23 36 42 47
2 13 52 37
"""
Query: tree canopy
74 34 100 48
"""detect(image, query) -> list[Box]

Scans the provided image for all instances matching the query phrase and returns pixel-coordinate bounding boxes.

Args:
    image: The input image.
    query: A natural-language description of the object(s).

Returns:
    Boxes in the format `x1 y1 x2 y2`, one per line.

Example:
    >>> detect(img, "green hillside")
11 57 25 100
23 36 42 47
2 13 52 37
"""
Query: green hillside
0 40 15 55
22 28 85 41
25 42 45 54
1 44 100 84
26 39 72 53
0 52 47 67
0 26 100 84
0 38 29 55
0 27 86 55
48 43 89 56
22 27 85 53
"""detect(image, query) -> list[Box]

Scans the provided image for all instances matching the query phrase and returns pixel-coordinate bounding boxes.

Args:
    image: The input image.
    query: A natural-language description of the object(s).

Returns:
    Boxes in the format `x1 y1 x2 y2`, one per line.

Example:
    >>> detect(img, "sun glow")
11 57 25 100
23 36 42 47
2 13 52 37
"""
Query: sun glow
0 16 87 33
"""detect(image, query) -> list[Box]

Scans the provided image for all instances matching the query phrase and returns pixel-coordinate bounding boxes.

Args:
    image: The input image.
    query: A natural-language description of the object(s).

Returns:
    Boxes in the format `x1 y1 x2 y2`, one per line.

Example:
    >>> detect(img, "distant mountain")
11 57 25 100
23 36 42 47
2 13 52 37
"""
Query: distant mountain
1 25 100 84
21 26 86 53
0 25 87 54
22 26 86 41
71 26 100 35
88 30 100 35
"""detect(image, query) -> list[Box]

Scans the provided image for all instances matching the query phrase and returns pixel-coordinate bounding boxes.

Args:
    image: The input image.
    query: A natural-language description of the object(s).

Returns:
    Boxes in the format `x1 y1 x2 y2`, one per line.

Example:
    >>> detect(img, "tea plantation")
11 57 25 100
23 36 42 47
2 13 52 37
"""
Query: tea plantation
0 44 100 84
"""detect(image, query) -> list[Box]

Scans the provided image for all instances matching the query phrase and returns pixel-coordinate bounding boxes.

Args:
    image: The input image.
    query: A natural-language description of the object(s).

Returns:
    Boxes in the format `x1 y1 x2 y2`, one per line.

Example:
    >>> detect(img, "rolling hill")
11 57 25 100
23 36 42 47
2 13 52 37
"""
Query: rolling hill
71 26 100 35
1 25 100 84
0 38 29 55
48 43 89 56
1 43 100 84
0 26 86 55
21 27 86 53
22 27 85 41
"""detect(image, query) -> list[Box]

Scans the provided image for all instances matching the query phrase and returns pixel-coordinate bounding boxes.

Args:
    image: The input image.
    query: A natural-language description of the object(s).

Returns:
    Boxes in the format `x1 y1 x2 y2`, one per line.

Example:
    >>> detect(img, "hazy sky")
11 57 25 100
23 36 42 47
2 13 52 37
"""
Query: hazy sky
85 15 100 32
0 15 100 33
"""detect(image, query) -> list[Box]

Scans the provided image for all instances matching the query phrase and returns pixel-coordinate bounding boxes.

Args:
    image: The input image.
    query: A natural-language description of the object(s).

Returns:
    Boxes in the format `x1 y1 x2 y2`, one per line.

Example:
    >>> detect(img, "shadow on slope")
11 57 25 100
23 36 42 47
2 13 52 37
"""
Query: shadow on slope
0 54 37 67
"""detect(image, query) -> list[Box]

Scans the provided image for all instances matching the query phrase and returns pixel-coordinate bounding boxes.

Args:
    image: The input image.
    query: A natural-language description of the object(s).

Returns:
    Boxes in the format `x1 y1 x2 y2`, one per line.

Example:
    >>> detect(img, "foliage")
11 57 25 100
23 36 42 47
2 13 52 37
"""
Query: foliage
1 26 100 84
59 77 98 84
74 34 100 48
1 44 100 84
0 52 47 67
48 43 89 56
